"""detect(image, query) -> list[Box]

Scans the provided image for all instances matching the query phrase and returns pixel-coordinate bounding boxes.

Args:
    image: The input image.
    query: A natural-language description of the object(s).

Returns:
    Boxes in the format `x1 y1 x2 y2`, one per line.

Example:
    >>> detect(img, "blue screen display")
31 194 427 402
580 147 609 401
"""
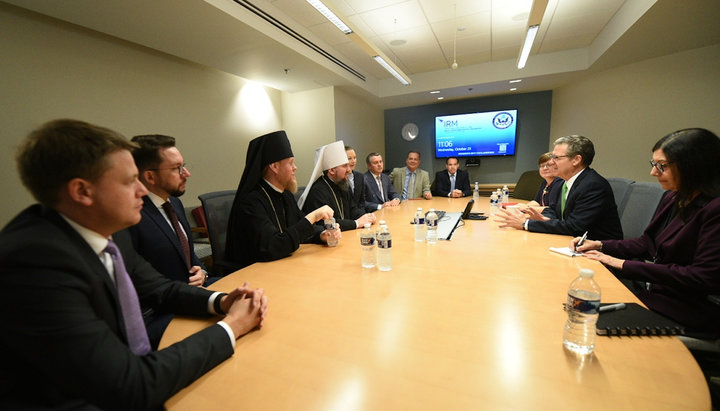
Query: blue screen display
435 110 518 158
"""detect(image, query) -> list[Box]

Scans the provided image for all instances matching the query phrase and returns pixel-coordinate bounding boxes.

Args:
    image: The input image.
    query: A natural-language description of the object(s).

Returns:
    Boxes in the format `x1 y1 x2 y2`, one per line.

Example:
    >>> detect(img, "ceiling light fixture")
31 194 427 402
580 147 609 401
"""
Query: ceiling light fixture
373 56 410 85
509 79 522 83
430 90 440 94
306 0 352 34
451 4 458 70
516 0 549 69
307 0 411 85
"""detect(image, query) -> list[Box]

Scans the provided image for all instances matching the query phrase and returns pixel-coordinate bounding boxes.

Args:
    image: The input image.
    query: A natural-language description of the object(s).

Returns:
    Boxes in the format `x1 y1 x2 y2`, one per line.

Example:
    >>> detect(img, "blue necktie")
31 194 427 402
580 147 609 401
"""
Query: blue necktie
450 174 456 192
105 239 152 355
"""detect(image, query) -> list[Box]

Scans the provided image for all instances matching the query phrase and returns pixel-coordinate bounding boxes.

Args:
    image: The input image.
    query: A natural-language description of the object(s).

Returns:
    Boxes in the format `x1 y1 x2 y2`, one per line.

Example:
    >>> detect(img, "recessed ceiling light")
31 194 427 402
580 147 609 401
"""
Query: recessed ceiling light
430 90 440 94
437 97 444 100
510 88 517 91
509 79 522 83
389 39 407 46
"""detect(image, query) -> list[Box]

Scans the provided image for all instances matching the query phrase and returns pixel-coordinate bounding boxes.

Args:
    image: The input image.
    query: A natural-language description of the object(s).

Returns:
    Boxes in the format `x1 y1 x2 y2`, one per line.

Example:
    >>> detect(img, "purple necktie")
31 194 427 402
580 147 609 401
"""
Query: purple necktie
105 239 151 355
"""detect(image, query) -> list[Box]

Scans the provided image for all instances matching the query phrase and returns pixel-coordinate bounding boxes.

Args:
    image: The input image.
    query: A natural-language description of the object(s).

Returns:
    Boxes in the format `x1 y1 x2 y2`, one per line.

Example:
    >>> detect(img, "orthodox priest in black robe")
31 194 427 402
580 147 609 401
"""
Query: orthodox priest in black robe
225 131 337 270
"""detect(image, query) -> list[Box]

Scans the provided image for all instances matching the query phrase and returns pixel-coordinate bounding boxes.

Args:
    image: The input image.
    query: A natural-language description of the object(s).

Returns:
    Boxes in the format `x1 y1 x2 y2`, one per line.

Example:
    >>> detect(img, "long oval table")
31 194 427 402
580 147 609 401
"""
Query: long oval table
161 197 709 410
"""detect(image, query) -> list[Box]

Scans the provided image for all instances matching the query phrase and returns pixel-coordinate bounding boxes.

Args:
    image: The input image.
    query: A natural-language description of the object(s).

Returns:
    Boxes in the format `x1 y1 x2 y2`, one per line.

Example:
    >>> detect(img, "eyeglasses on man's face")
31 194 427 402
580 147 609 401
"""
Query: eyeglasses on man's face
649 160 672 173
549 154 571 161
149 163 187 175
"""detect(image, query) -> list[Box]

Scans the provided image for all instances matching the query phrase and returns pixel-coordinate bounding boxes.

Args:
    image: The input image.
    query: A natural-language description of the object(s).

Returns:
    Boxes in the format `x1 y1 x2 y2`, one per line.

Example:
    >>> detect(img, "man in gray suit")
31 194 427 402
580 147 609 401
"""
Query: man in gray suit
389 150 433 200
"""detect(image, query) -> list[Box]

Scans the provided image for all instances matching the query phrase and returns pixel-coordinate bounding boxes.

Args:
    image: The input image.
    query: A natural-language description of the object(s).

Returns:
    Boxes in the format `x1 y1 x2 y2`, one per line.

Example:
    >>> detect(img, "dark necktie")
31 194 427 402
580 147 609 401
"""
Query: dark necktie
104 239 151 355
561 182 568 220
162 201 191 269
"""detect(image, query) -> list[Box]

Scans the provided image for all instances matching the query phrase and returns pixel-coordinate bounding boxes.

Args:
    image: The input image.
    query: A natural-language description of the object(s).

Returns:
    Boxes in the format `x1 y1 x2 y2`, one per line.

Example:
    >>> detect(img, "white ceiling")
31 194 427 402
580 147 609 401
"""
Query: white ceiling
3 0 720 108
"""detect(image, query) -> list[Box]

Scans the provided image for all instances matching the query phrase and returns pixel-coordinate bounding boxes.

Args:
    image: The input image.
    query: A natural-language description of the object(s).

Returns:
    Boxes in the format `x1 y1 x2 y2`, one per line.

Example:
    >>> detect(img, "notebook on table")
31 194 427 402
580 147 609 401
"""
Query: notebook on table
596 303 684 336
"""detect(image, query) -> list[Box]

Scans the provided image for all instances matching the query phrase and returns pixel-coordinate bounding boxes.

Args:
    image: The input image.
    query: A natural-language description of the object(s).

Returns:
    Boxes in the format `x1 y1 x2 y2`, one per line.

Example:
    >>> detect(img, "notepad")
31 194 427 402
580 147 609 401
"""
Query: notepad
549 246 582 257
596 303 684 336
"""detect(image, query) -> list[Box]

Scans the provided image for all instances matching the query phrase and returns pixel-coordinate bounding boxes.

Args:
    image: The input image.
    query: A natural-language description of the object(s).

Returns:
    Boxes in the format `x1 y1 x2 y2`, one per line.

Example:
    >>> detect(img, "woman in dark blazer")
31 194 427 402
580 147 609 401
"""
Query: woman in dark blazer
575 128 720 336
528 152 563 207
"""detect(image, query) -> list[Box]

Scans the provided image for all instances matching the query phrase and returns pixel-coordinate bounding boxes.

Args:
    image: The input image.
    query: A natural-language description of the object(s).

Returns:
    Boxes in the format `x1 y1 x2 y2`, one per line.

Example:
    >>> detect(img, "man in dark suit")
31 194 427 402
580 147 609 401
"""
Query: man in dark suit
128 134 219 348
363 152 400 210
432 156 472 197
497 135 623 240
128 134 211 286
345 145 373 213
0 119 267 410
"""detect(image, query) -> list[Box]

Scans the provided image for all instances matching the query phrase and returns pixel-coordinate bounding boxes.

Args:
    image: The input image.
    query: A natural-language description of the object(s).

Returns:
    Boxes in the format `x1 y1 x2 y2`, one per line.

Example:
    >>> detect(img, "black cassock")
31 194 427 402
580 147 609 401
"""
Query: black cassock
302 175 366 231
226 180 322 270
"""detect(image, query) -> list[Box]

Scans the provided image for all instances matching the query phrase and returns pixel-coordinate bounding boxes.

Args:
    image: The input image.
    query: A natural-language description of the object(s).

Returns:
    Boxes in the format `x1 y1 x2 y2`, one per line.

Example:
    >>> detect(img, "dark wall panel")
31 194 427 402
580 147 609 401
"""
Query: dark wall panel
383 91 552 185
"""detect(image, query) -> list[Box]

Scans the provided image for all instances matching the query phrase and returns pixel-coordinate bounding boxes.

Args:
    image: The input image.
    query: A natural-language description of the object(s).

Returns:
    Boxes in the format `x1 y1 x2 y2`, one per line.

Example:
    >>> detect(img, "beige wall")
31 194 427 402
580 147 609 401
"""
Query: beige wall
0 5 285 225
0 6 380 226
551 44 720 182
333 88 385 171
281 87 336 189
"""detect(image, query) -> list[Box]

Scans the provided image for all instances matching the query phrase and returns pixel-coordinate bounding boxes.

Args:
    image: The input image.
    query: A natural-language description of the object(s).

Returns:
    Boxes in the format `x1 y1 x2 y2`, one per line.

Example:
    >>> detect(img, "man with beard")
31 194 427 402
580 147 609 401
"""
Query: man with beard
128 134 218 348
225 130 339 270
298 141 376 231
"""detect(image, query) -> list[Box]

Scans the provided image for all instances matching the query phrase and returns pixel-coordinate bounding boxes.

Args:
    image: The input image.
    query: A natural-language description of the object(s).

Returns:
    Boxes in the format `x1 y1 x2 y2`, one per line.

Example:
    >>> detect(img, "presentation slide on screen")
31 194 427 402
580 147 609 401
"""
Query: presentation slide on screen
435 110 517 157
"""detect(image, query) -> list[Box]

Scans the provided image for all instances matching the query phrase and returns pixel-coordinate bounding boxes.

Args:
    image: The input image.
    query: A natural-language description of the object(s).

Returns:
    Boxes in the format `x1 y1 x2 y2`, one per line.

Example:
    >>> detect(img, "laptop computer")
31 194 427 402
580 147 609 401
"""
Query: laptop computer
461 199 487 220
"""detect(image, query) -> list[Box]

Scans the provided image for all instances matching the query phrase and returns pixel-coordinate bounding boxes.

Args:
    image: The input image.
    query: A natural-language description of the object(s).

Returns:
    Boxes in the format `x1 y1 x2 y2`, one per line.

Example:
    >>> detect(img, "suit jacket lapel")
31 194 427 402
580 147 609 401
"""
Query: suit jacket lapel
44 208 126 336
141 196 186 262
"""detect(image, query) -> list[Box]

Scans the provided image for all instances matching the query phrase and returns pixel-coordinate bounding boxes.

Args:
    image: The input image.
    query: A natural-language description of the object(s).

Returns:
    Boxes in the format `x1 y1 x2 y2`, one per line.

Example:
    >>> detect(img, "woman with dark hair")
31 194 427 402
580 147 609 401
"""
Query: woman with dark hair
574 128 720 336
528 152 563 207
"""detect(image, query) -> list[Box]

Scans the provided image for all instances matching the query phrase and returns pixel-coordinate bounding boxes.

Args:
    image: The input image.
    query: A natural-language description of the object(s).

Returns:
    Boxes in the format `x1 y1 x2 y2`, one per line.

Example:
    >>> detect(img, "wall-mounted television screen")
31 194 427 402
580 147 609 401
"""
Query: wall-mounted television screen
435 109 518 158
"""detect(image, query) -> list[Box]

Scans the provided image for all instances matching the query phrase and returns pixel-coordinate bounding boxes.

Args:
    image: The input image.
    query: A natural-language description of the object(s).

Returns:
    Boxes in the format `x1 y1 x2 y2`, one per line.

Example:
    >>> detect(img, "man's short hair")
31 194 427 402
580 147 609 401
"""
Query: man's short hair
366 152 381 165
445 156 459 165
407 150 421 159
16 119 135 207
130 134 176 172
554 135 595 166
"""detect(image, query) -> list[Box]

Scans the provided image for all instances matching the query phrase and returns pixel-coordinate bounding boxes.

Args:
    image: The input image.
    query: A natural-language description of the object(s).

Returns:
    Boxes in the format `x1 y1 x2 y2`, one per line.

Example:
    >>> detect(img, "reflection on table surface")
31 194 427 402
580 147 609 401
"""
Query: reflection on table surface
161 197 708 410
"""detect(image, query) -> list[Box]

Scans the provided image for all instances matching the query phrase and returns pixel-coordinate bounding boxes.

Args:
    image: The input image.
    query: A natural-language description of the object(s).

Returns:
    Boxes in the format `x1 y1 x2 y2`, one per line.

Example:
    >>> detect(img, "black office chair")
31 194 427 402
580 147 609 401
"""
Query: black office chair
511 170 543 201
198 190 236 276
619 182 665 239
607 177 635 218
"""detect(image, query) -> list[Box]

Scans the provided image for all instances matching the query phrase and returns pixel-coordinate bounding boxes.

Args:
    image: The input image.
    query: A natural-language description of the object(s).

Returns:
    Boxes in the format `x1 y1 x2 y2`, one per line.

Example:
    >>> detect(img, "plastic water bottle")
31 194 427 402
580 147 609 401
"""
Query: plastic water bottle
495 188 503 204
425 209 438 244
376 222 392 271
414 207 425 242
489 192 499 216
563 268 601 355
360 223 376 268
502 185 510 203
324 218 338 247
473 182 479 201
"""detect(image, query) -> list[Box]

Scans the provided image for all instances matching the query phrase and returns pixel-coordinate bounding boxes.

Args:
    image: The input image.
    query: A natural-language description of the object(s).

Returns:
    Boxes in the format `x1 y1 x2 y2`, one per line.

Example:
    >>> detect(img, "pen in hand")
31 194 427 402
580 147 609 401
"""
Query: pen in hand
575 231 588 252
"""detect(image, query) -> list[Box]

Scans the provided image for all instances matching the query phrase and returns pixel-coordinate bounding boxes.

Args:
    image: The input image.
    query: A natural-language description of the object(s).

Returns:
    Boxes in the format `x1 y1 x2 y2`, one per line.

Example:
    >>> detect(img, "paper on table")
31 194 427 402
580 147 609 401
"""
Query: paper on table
549 246 583 257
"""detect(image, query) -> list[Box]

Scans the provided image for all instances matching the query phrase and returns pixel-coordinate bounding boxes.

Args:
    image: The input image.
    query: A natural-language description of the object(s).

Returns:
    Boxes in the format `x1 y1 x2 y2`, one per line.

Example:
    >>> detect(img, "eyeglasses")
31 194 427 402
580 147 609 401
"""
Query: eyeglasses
539 163 554 169
549 154 571 160
149 163 187 175
649 160 672 173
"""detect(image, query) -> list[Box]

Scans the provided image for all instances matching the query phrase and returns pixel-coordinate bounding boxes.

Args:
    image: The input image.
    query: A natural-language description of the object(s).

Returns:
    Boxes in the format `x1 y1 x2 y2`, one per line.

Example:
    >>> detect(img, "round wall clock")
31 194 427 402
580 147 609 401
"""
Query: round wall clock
401 122 419 141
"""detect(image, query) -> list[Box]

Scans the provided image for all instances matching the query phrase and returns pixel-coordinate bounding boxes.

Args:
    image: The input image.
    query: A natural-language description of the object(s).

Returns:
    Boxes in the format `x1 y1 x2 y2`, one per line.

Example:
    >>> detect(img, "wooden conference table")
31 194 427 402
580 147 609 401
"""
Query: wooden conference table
161 197 709 410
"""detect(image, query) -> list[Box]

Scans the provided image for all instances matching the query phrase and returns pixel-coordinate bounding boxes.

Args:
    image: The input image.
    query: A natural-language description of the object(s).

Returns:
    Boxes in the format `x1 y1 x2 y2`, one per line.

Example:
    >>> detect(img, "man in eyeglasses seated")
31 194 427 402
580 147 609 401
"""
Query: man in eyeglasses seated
127 134 219 349
496 135 623 240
